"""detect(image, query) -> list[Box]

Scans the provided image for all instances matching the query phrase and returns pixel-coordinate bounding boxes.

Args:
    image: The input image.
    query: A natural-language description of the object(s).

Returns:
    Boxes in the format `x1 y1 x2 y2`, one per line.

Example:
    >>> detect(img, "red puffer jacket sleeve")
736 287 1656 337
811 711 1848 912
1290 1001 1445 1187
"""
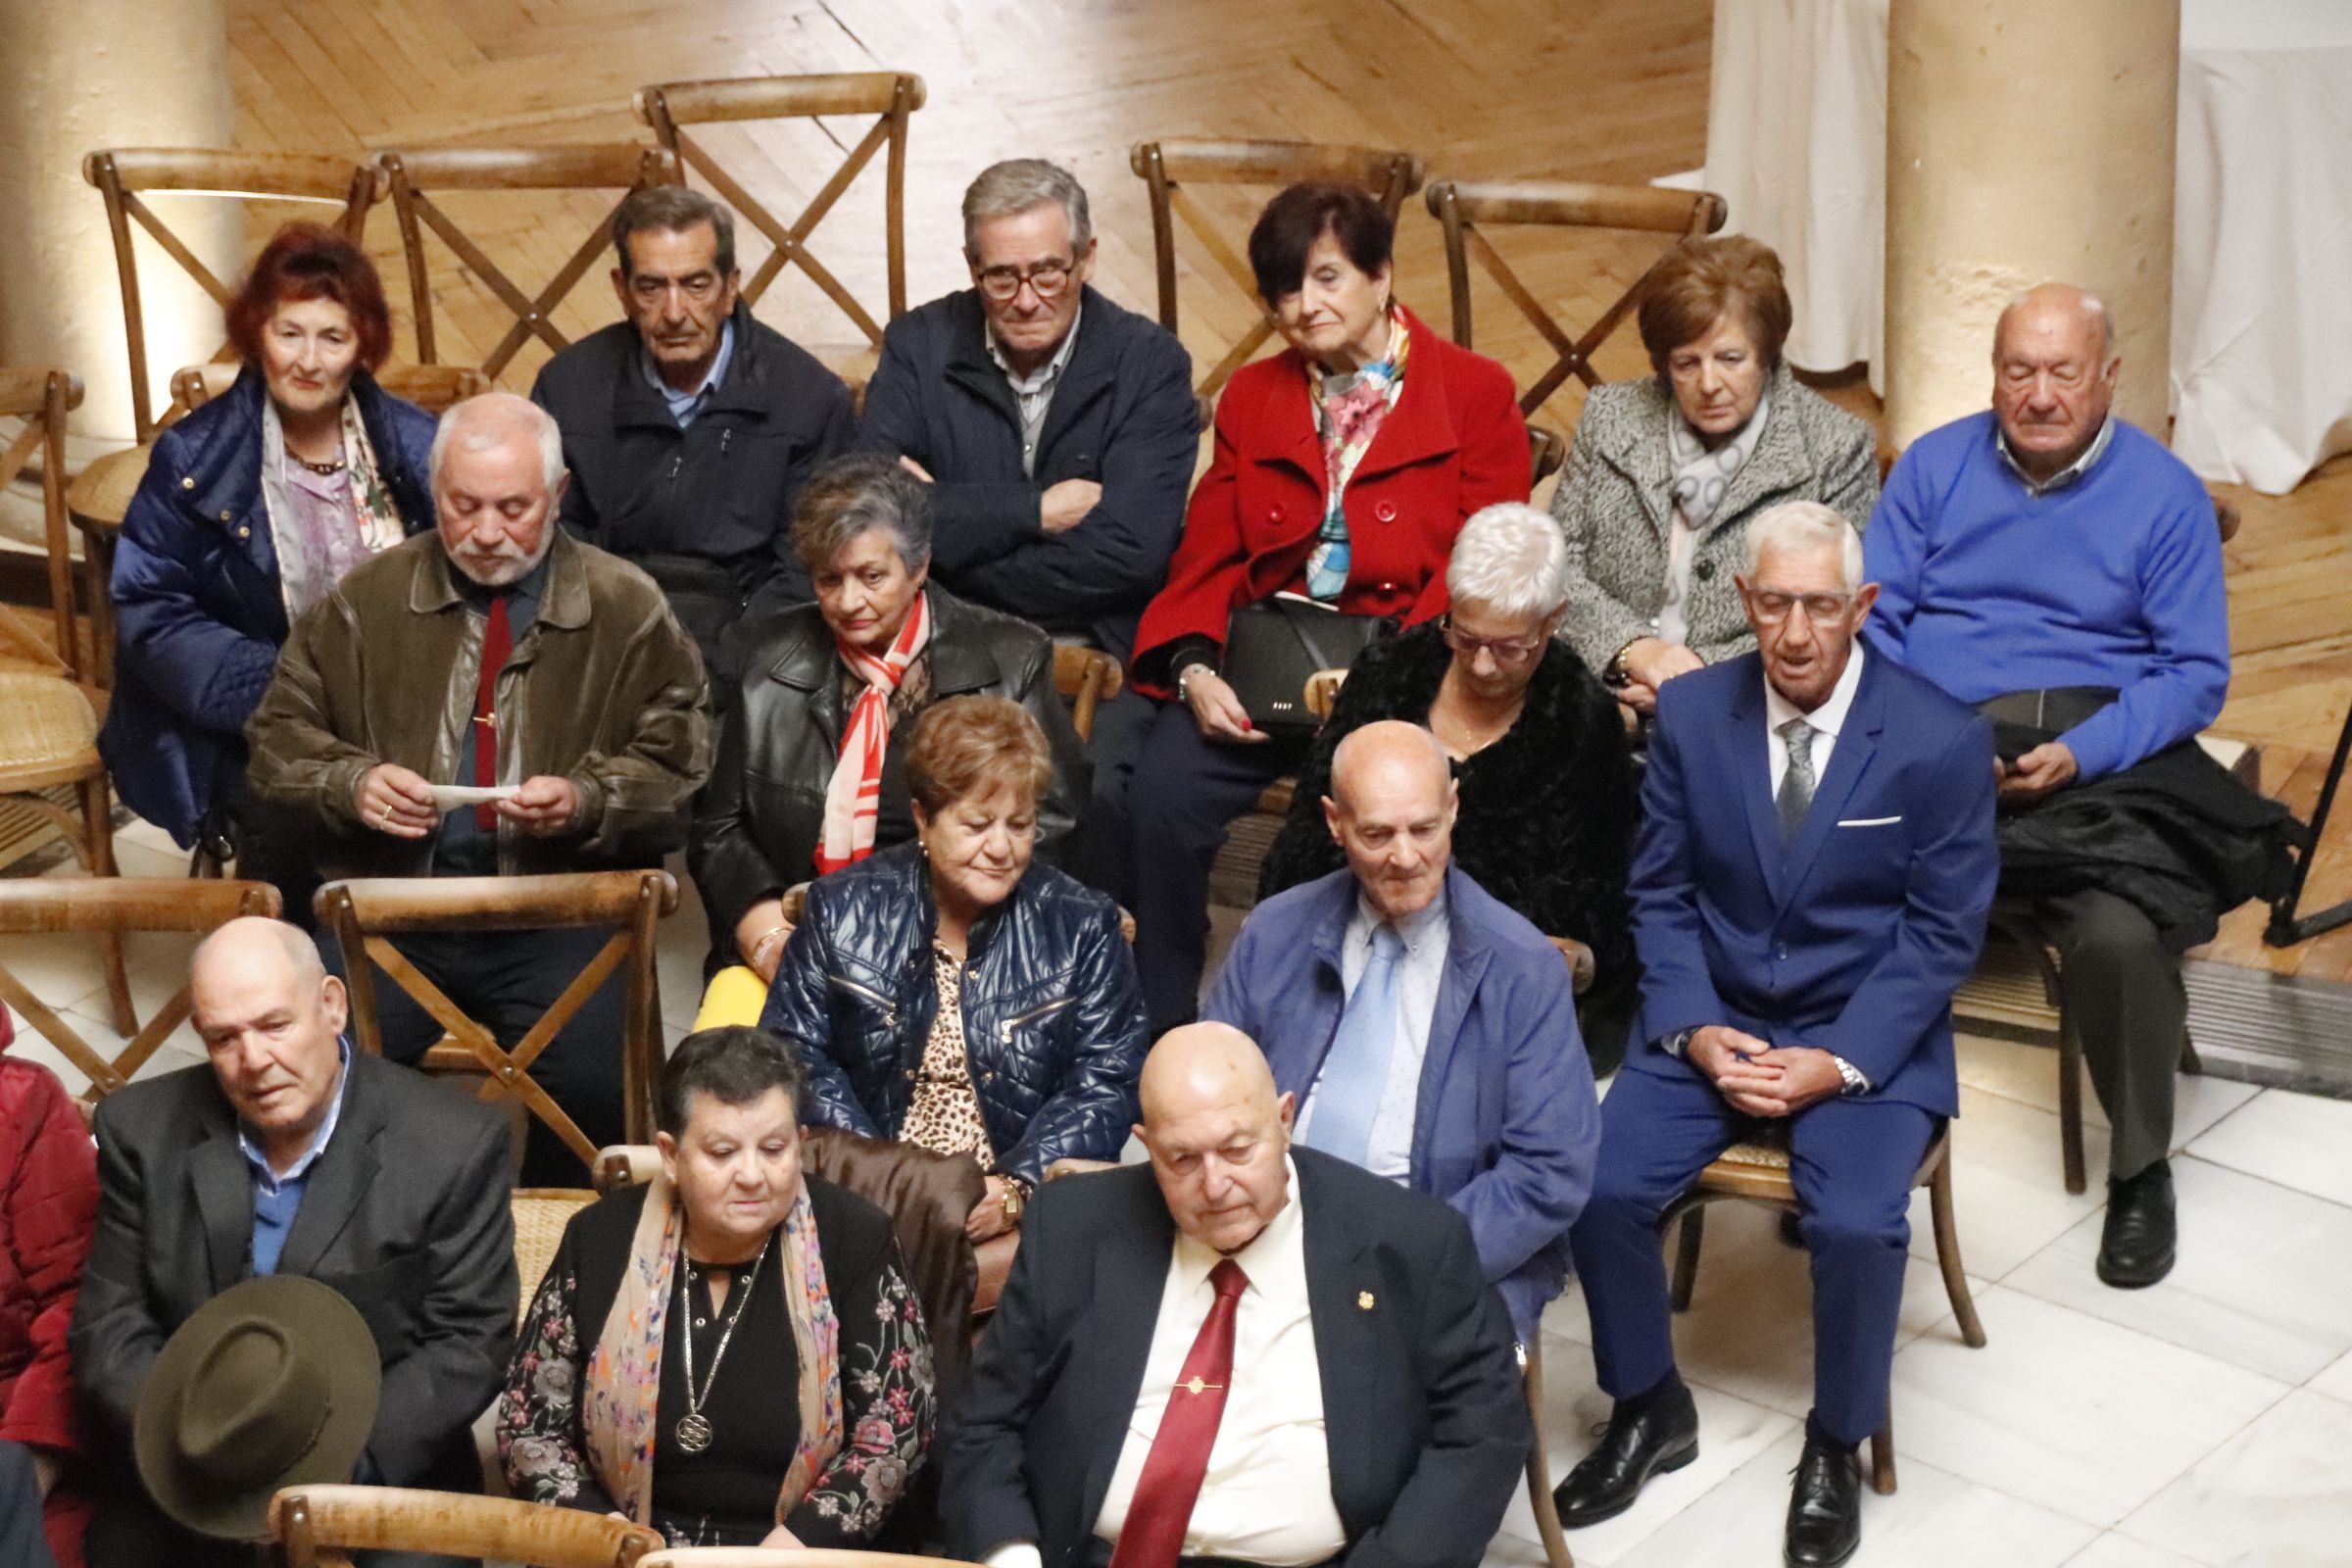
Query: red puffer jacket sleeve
0 1018 100 1458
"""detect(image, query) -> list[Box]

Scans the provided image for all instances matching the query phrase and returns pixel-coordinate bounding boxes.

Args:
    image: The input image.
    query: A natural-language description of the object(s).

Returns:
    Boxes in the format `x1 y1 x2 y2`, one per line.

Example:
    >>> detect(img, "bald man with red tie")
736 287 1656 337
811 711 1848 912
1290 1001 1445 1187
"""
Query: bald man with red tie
941 1022 1529 1568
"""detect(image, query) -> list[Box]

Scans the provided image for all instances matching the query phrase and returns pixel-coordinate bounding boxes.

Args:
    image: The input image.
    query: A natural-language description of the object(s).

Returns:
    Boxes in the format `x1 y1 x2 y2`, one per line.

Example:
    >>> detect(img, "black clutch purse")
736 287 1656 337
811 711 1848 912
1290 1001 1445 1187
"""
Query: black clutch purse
1220 594 1392 734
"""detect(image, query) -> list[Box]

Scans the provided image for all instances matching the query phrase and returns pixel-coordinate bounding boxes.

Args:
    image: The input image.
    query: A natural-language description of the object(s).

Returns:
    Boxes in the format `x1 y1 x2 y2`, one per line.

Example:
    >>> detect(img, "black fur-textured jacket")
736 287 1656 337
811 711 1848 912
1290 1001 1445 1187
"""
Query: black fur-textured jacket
1259 621 1639 993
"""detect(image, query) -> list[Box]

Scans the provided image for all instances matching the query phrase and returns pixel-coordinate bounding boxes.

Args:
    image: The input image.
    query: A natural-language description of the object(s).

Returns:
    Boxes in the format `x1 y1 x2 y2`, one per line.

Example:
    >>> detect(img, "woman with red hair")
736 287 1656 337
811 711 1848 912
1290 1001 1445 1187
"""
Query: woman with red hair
100 221 438 869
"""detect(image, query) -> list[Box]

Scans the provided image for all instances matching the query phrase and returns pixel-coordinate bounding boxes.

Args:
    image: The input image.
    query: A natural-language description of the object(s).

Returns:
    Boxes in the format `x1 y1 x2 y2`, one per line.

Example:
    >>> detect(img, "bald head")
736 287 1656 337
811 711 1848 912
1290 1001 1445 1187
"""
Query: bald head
1136 1023 1296 1253
433 392 565 587
189 918 349 1169
1325 720 1457 923
1990 281 2121 484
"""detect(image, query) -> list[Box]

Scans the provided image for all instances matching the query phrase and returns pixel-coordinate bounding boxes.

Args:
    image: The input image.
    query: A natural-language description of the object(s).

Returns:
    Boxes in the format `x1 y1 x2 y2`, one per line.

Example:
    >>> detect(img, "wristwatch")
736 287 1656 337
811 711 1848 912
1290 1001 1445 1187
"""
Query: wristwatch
1174 659 1214 704
1000 1177 1029 1225
1831 1054 1870 1096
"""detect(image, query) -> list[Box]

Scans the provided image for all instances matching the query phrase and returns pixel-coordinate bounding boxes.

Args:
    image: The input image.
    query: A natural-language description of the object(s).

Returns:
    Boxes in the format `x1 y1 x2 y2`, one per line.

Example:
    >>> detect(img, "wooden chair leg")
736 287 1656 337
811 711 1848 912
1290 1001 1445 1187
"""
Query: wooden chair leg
1669 1207 1704 1312
2057 1020 2087 1196
1869 1421 1896 1495
1521 1340 1575 1568
78 772 137 1037
1929 1155 1987 1349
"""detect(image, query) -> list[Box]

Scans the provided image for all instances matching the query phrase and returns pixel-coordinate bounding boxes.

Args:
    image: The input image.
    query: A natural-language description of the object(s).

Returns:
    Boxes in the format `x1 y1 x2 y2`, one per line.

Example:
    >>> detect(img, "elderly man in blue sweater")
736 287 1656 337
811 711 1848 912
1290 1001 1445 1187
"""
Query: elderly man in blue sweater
1866 282 2245 1290
1200 719 1600 1342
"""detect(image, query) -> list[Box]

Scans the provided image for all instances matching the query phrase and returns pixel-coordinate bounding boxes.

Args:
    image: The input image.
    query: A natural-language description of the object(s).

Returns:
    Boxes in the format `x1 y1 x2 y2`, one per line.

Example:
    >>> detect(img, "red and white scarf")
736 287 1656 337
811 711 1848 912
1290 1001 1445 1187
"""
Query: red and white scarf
815 591 932 874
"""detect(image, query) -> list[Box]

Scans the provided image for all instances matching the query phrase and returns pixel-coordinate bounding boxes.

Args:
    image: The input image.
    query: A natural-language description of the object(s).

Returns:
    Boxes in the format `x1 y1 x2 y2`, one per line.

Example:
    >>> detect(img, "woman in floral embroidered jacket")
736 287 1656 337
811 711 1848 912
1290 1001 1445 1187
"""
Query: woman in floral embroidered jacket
497 1027 933 1548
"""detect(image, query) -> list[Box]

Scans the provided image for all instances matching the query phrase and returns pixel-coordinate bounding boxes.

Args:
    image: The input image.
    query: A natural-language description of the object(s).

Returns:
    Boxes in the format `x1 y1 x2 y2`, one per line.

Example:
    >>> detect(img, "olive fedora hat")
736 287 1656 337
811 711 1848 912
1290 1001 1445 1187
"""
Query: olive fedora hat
133 1274 381 1541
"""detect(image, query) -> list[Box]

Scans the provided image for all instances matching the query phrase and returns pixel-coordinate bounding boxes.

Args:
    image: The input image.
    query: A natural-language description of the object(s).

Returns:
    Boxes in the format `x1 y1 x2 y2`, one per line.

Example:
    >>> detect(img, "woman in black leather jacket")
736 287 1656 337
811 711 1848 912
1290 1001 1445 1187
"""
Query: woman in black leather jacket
688 454 1089 992
759 698 1147 1244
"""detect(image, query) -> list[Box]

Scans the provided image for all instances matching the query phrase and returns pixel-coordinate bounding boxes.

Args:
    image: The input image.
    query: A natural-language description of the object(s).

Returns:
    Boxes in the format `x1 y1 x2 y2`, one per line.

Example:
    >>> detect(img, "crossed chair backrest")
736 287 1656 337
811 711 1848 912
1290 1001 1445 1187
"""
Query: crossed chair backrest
635 73 927 345
316 869 676 1173
81 148 381 442
0 368 85 680
0 879 282 1107
376 144 684 378
1130 138 1426 413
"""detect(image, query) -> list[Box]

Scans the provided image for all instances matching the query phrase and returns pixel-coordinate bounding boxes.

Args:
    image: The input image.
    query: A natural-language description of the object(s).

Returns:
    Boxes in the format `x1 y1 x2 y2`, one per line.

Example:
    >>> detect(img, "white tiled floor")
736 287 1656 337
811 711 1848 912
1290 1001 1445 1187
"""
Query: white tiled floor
9 830 2352 1567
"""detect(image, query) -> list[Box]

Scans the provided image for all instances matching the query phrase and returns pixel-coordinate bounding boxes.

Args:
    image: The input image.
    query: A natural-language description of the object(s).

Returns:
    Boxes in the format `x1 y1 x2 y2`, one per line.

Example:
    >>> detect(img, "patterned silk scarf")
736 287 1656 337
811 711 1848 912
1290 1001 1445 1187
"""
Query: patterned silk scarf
1664 388 1771 531
1303 306 1411 602
260 393 409 620
582 1174 844 1528
815 591 933 875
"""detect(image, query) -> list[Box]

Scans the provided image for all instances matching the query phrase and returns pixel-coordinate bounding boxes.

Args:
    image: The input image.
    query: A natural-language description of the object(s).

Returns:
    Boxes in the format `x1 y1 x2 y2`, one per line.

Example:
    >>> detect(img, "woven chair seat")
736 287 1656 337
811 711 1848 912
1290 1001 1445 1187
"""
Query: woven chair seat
65 443 150 532
510 1189 599 1317
0 672 100 787
1715 1140 1791 1171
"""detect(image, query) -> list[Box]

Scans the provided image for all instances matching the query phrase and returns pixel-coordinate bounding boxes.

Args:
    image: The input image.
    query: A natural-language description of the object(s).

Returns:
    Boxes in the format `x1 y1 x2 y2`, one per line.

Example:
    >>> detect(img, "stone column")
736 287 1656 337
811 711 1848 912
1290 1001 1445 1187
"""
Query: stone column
1884 0 2180 451
0 0 235 441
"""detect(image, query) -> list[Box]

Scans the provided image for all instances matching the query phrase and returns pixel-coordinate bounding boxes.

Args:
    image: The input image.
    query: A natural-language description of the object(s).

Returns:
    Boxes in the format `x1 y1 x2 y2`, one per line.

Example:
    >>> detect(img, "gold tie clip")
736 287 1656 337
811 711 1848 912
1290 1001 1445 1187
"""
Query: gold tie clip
1181 1377 1225 1396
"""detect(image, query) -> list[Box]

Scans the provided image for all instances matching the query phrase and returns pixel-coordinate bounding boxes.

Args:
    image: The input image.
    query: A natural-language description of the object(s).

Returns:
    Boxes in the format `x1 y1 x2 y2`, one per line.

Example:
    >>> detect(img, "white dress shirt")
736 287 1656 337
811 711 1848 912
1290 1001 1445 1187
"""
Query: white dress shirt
1763 639 1866 797
1090 1157 1348 1566
1295 889 1449 1182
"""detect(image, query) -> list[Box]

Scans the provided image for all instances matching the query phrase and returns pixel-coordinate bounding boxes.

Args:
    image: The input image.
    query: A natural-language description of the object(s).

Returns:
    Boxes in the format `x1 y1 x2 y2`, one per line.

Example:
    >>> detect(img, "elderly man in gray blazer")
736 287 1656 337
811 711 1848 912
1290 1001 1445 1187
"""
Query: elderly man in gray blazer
1550 236 1876 716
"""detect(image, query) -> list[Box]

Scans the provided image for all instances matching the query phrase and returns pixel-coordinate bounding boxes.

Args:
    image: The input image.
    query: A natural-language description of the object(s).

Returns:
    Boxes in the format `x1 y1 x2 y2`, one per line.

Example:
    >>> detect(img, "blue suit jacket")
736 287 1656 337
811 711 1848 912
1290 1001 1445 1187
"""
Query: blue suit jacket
1203 864 1600 1337
1628 644 1998 1115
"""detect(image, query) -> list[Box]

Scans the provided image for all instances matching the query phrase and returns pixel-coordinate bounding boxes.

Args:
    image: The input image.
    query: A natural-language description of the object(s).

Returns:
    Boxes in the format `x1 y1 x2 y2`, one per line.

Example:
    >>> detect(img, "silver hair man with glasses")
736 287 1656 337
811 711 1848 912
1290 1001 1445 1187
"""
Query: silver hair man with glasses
856 158 1199 679
532 184 853 703
1258 502 1642 1065
1557 500 1997 1568
245 392 711 1184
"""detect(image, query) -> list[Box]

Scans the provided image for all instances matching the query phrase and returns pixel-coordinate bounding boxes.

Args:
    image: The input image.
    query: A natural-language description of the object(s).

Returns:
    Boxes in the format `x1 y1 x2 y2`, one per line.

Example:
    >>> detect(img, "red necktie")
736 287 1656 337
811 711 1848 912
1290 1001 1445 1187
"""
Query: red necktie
473 595 512 830
1110 1257 1250 1568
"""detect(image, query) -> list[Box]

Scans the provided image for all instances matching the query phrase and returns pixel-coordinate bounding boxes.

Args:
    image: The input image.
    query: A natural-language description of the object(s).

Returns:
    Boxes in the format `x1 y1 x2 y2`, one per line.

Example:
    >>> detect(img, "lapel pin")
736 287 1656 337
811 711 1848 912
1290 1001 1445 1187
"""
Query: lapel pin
1357 1291 1375 1311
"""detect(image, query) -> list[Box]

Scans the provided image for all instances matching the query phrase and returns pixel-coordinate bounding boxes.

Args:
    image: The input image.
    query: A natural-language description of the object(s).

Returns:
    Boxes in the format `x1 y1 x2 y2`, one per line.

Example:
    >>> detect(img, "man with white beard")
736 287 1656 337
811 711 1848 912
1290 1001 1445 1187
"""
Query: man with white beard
246 392 711 1181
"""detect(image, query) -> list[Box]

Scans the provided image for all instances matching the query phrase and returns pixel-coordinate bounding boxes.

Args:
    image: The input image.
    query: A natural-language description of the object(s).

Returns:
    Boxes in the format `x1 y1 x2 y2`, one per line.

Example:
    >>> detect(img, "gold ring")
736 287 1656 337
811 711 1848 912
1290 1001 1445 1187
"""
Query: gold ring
379 802 395 823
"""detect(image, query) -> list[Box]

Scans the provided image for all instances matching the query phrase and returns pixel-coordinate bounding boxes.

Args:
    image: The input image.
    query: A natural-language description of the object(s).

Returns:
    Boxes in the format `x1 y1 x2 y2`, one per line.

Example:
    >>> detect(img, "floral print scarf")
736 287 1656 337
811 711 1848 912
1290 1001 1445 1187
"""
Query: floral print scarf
583 1174 844 1528
259 392 408 620
1303 305 1411 602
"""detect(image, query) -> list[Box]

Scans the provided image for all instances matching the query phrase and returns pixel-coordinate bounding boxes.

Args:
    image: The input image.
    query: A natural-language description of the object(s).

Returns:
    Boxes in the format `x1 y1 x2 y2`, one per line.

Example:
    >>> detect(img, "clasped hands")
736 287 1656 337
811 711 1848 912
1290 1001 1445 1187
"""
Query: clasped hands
1687 1025 1846 1118
357 763 579 840
1613 637 1705 715
1994 740 2078 805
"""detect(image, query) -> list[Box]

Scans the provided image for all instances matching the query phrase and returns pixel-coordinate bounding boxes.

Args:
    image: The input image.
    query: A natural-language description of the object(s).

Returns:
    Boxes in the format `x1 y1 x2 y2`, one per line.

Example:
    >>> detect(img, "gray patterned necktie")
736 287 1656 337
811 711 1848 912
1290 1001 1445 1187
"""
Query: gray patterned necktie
1776 717 1816 844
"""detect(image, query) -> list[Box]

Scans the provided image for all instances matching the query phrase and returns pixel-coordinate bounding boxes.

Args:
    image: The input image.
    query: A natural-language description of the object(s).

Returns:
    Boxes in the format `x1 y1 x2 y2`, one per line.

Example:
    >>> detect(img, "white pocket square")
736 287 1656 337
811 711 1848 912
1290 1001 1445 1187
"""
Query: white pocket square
1837 815 1903 827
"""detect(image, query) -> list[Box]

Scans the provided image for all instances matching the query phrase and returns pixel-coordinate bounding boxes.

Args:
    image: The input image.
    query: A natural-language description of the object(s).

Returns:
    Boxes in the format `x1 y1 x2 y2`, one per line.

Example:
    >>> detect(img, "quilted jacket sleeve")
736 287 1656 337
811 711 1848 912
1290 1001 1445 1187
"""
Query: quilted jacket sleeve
0 1050 99 1455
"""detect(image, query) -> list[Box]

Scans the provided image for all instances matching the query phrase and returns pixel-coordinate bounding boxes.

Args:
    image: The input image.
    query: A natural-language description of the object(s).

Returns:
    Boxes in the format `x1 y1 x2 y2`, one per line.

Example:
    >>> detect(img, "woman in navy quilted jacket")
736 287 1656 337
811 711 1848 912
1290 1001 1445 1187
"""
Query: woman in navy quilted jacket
98 222 436 867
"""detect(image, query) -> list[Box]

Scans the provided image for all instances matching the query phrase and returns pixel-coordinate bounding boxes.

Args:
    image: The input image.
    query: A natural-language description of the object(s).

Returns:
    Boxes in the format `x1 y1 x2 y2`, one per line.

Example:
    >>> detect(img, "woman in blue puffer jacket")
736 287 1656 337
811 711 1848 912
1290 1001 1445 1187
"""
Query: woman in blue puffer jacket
99 221 436 862
760 696 1148 1248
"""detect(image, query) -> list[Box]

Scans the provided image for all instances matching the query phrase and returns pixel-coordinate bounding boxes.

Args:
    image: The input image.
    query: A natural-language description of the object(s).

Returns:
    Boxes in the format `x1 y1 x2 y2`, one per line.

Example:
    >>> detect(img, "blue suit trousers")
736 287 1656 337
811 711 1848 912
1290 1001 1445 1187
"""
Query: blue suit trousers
1569 1064 1935 1446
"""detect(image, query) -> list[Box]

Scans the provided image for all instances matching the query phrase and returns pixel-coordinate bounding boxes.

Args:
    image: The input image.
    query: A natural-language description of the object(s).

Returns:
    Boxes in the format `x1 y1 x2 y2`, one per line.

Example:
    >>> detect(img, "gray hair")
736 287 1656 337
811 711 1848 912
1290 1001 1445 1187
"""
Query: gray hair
1446 503 1568 620
190 915 326 993
788 452 933 572
612 185 737 279
1994 283 2118 366
1330 720 1452 799
1741 501 1864 591
430 392 565 498
961 159 1093 258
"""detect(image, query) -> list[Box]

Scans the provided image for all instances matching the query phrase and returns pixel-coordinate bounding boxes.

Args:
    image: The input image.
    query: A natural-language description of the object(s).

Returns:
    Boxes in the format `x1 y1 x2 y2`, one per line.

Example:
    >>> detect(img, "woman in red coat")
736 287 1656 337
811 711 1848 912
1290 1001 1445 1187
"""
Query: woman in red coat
1091 182 1531 1032
0 1005 98 1568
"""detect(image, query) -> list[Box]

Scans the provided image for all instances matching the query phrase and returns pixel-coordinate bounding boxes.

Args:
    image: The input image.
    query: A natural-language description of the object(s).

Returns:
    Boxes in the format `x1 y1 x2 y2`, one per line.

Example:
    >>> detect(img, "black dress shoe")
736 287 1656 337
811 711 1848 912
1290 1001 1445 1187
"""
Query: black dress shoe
1784 1423 1863 1567
1552 1379 1699 1527
2098 1159 2178 1289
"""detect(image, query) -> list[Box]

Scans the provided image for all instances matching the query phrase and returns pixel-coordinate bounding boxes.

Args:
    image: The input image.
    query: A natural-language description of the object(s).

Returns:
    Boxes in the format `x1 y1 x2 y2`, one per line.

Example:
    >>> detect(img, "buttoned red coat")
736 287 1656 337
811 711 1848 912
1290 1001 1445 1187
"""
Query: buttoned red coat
1130 307 1531 692
1 1008 98 1568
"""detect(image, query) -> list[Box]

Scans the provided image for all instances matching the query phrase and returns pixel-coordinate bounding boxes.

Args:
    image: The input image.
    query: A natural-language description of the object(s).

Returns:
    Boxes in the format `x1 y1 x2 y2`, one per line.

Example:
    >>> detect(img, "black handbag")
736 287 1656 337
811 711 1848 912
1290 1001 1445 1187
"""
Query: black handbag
1219 593 1392 734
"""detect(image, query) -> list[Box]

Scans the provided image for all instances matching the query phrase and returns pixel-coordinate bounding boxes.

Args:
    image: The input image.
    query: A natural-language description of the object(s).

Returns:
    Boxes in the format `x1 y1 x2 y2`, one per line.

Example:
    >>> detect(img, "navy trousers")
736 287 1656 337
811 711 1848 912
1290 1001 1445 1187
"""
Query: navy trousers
1569 1063 1935 1446
1085 696 1304 1036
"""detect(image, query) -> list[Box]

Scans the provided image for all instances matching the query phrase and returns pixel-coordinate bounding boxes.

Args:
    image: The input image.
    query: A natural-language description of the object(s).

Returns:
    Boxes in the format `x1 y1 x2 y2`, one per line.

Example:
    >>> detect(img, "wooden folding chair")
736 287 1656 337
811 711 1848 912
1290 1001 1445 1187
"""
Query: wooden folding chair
316 869 678 1173
1131 139 1425 411
171 361 490 419
1424 178 1728 478
635 74 926 345
1052 645 1124 744
377 144 683 378
0 879 281 1102
270 1485 662 1568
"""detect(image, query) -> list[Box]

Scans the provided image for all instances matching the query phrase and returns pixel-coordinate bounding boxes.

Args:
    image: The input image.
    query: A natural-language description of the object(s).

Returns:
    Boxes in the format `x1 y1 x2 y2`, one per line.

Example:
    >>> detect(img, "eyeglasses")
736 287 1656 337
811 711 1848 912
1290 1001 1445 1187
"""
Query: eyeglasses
974 260 1075 302
1743 588 1856 625
1440 614 1550 668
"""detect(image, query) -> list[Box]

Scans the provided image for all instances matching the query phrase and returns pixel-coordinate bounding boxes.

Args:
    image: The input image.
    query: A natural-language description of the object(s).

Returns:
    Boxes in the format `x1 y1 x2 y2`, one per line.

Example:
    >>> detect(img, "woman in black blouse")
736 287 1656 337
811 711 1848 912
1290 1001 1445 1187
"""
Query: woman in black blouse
497 1027 933 1547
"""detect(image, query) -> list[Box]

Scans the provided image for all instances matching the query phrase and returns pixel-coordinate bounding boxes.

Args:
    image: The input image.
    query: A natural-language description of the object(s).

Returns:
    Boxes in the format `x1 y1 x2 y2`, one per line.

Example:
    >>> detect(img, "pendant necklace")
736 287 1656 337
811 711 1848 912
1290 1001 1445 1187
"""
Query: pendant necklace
673 1228 773 1454
290 446 346 476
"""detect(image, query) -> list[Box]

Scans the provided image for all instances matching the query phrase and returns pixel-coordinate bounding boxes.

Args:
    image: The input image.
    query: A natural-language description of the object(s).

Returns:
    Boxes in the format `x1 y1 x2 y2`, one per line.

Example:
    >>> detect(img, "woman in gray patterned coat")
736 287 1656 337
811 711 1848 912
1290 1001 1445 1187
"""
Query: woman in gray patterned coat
1549 236 1877 714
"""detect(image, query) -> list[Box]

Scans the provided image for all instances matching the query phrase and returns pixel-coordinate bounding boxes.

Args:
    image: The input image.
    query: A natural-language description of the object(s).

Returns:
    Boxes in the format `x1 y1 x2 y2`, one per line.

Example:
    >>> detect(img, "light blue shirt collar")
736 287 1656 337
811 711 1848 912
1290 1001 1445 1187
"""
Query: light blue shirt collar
1996 414 2114 497
642 317 736 426
237 1039 352 1196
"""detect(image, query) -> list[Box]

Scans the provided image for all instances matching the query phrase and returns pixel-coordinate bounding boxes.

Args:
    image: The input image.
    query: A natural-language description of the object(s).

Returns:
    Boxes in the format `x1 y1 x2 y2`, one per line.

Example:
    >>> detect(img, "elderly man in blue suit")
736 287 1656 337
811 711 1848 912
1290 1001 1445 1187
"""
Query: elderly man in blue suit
1200 719 1600 1344
1556 501 1997 1568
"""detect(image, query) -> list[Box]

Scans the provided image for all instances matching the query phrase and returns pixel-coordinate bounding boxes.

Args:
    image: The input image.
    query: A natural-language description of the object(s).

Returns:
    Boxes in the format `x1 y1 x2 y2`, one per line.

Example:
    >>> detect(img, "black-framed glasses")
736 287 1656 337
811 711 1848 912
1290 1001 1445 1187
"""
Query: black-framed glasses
974 259 1075 302
1743 587 1856 625
1440 613 1549 667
